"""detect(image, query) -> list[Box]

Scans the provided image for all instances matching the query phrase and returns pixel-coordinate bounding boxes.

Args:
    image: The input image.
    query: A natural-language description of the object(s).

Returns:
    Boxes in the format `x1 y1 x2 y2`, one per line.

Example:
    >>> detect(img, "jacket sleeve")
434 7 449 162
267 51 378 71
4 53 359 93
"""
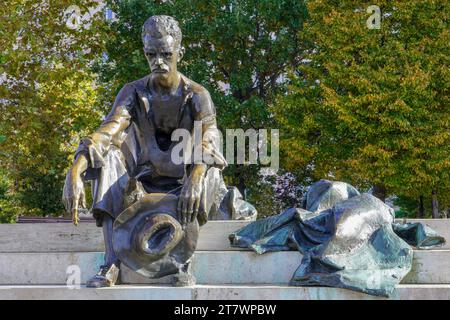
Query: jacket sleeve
75 84 135 169
191 89 227 170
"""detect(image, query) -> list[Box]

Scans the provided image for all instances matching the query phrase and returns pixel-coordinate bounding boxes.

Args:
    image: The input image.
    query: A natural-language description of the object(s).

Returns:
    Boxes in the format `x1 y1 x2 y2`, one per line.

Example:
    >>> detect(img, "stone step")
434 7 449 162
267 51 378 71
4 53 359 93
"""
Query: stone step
0 221 248 252
0 219 448 253
0 284 448 300
1 250 448 285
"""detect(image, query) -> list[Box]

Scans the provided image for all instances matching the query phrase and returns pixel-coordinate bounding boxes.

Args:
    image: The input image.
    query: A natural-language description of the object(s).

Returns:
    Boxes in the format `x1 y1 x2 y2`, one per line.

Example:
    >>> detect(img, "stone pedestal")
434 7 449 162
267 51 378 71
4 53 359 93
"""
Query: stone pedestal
0 220 449 300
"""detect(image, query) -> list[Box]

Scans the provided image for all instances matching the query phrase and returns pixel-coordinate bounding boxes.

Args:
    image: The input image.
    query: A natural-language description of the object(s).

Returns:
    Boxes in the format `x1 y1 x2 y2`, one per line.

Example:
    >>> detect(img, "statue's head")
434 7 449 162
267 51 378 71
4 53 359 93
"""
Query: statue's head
142 15 184 82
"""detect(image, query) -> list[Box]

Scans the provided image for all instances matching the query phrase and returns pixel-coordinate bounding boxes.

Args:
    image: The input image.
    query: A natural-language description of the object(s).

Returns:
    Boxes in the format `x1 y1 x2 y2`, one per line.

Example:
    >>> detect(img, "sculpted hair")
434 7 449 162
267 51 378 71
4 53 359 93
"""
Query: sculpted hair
142 15 182 47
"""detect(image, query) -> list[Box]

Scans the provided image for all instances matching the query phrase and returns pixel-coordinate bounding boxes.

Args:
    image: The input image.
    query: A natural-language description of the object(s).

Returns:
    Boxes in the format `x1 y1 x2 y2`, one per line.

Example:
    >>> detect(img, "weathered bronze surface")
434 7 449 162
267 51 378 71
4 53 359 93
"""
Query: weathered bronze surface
62 15 256 287
230 179 446 297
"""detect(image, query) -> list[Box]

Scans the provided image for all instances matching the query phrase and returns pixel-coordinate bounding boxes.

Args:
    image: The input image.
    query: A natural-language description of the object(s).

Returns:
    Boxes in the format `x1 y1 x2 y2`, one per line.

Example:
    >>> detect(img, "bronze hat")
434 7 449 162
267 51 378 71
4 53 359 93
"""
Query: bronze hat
112 193 199 278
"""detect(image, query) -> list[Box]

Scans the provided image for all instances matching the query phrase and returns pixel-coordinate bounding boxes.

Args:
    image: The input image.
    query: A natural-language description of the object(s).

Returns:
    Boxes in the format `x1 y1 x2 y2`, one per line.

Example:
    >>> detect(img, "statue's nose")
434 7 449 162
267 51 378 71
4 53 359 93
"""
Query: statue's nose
156 57 164 65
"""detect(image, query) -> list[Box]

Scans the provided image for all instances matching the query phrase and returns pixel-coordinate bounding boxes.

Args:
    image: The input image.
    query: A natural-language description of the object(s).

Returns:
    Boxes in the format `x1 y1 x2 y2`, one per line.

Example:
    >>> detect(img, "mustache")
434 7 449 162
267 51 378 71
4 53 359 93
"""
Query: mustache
151 65 170 72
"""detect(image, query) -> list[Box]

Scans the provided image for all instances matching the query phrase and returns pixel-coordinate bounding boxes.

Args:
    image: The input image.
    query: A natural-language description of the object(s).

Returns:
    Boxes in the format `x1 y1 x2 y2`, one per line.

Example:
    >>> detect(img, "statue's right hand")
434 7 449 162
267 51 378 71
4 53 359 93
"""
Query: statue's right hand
62 166 86 226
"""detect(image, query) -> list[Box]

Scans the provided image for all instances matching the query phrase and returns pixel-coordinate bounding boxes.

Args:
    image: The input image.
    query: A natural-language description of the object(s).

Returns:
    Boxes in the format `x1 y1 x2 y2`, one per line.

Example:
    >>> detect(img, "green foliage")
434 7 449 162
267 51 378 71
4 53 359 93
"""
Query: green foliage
0 1 107 220
0 168 19 223
394 194 447 219
393 196 421 219
1 0 447 220
274 0 450 212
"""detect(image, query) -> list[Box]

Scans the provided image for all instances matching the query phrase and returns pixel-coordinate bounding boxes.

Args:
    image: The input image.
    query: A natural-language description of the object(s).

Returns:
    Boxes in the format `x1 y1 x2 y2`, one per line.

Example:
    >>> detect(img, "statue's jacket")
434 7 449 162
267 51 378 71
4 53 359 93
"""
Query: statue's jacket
75 74 256 226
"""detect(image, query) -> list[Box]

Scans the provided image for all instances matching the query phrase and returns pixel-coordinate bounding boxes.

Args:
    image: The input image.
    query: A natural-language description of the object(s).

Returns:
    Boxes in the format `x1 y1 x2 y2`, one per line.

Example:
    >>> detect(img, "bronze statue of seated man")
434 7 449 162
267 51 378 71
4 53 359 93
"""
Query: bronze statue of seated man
62 15 256 288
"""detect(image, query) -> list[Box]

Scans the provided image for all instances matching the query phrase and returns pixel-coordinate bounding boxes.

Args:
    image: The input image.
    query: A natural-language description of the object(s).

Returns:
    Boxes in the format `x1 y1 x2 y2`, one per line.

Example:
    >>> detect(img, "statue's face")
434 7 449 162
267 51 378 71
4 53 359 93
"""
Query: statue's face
143 34 182 81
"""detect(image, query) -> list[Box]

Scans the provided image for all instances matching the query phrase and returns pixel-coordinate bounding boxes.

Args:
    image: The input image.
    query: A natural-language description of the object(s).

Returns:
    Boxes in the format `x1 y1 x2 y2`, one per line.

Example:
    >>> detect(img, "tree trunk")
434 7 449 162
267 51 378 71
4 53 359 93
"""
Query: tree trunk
372 184 386 202
431 189 439 219
418 195 425 218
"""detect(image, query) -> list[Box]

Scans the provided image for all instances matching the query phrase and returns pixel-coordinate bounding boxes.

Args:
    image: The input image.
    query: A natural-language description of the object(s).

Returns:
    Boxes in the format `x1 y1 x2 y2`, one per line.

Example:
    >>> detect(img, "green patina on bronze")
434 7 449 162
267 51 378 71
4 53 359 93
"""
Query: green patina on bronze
230 179 446 297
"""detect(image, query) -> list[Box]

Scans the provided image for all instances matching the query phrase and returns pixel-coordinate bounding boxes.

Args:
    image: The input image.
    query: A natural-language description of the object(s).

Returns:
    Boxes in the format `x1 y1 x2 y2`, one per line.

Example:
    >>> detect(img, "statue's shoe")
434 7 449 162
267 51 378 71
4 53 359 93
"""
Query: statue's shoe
86 264 120 288
172 271 196 287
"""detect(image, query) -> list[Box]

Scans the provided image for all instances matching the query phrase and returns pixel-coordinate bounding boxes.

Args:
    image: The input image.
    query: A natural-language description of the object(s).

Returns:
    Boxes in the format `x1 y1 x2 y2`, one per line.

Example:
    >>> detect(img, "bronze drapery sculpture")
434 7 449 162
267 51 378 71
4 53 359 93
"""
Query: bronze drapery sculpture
62 15 256 287
230 179 446 297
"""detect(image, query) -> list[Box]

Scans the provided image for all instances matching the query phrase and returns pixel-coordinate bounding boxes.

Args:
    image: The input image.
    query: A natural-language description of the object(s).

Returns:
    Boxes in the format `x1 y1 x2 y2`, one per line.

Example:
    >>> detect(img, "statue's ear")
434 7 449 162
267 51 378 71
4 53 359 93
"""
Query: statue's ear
178 46 185 62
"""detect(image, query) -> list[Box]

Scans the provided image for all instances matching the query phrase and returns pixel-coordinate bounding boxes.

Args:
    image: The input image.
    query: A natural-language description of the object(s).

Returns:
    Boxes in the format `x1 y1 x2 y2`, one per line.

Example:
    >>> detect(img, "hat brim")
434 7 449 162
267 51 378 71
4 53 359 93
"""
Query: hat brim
113 193 199 278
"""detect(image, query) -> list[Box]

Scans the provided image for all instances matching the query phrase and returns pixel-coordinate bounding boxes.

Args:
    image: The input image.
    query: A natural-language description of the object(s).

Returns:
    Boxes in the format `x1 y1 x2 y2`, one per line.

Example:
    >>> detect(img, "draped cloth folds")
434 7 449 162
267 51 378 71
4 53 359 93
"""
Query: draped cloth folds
229 179 446 297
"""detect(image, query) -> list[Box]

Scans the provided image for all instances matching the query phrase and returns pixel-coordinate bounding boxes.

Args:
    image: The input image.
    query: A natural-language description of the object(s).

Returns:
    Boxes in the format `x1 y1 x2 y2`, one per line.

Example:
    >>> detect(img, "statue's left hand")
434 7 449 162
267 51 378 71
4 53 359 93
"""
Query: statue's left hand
178 165 206 225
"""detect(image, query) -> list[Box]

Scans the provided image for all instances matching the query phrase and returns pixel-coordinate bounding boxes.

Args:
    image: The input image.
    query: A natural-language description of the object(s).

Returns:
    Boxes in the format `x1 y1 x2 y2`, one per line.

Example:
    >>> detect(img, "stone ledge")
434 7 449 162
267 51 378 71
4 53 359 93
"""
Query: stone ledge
1 250 448 285
1 219 448 253
0 284 448 300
